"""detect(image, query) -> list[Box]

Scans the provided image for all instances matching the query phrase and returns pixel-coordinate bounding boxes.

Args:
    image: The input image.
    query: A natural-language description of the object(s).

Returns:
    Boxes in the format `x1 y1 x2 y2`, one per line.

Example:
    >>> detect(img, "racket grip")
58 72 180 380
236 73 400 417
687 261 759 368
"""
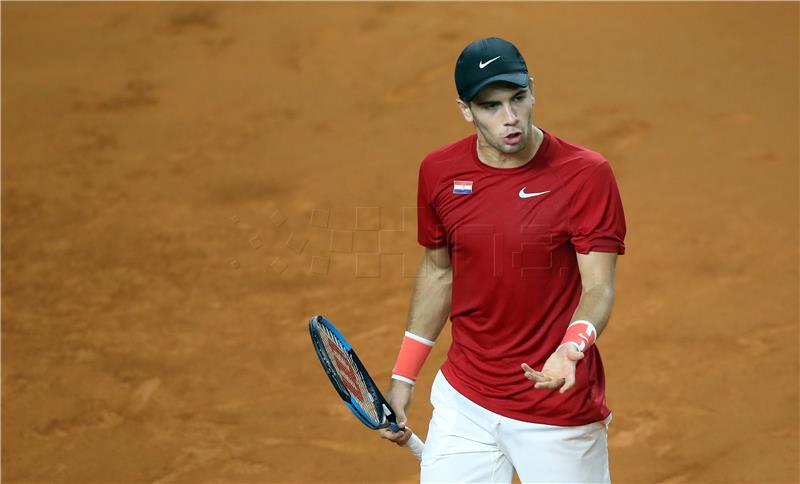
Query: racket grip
406 433 425 460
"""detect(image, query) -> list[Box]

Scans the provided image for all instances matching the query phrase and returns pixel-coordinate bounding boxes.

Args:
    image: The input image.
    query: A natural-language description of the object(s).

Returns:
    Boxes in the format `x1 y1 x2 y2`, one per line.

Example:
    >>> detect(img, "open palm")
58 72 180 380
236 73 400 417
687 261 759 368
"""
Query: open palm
521 344 585 393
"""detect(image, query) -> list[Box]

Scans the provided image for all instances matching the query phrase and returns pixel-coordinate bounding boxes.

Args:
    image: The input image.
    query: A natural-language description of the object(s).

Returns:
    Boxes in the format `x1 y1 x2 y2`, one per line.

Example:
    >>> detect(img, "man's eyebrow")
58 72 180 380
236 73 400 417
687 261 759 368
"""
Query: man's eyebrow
476 89 528 105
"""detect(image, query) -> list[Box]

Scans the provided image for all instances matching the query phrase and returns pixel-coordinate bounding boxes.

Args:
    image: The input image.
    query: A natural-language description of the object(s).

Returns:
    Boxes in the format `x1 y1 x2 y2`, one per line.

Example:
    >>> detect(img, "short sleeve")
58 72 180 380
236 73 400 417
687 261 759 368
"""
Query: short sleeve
569 161 627 255
417 163 447 248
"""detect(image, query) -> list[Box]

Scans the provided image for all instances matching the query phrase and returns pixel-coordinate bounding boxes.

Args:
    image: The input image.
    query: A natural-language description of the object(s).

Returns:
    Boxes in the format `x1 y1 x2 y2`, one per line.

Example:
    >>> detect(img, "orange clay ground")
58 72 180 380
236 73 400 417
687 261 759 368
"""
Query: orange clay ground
2 3 797 483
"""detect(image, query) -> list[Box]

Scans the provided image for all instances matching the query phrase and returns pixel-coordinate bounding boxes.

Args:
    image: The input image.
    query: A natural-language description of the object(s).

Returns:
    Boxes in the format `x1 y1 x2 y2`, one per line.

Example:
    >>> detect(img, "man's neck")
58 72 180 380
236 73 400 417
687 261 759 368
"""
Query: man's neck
476 125 543 169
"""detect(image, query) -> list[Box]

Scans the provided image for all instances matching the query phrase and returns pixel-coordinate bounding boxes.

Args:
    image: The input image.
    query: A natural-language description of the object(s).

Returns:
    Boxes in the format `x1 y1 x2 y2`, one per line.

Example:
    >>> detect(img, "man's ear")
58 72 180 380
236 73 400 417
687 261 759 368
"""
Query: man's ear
529 77 536 105
457 98 474 123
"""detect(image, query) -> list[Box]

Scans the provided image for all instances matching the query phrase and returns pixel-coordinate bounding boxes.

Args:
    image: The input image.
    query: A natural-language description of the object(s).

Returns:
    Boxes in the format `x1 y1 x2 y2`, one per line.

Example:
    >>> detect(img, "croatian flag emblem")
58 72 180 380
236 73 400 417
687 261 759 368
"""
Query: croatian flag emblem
453 180 473 195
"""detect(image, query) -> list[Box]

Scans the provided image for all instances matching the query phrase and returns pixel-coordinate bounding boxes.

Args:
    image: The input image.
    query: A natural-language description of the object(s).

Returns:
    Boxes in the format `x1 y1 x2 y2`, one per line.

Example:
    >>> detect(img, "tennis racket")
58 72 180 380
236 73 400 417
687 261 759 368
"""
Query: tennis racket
308 314 425 460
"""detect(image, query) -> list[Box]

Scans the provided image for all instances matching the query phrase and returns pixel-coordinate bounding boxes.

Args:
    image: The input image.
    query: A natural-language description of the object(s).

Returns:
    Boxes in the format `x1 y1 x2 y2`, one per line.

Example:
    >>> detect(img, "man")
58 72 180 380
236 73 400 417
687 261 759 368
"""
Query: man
379 37 626 483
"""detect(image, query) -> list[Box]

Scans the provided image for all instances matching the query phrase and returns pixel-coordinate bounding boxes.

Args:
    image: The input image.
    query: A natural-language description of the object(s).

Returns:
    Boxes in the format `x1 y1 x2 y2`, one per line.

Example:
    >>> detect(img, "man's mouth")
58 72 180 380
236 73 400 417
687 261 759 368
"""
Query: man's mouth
503 132 523 145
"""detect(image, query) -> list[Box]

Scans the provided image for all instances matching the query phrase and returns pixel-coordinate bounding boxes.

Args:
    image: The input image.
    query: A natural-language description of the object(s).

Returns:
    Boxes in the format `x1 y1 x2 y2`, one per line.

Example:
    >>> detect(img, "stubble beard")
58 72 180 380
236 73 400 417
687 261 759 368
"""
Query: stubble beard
476 119 532 155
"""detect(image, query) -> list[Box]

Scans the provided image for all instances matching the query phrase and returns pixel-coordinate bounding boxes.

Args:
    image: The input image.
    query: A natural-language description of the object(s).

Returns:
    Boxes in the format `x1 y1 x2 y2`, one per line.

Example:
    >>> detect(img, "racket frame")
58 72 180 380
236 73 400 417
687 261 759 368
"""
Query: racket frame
309 315 402 433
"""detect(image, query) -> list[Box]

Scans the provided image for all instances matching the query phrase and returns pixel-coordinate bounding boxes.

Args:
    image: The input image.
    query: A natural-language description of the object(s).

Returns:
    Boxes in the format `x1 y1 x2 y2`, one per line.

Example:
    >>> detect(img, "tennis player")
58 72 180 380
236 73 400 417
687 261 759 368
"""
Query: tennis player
379 37 626 483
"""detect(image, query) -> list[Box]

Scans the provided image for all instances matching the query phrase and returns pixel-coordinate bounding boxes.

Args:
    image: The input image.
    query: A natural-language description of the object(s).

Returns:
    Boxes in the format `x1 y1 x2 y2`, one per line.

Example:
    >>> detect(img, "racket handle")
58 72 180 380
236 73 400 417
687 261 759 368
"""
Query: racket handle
406 433 425 460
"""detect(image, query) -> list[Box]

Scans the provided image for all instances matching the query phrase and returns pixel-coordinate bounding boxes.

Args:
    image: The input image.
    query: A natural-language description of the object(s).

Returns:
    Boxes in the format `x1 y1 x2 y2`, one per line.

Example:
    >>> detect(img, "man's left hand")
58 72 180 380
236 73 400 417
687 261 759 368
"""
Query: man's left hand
521 344 584 394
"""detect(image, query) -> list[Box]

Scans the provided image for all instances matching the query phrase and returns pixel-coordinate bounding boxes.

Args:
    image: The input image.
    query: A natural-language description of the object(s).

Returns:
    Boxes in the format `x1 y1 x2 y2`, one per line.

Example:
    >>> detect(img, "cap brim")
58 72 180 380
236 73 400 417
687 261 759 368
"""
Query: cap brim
464 72 529 102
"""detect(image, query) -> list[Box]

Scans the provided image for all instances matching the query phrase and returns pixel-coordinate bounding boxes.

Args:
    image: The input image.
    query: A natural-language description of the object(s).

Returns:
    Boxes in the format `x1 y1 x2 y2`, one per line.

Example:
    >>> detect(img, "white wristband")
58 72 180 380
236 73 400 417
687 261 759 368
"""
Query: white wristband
391 374 416 385
404 331 435 346
567 319 597 334
556 341 582 353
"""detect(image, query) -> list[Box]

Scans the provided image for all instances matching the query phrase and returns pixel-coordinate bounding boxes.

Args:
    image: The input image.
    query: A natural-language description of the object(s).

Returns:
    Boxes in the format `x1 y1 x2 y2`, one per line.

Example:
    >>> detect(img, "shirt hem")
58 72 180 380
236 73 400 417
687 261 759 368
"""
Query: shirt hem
440 366 611 427
418 239 448 249
575 244 626 255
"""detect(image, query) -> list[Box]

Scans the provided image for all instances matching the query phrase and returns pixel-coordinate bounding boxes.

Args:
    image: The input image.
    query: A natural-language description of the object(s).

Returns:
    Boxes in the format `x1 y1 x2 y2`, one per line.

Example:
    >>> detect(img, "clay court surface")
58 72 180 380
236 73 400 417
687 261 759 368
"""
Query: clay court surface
2 2 798 483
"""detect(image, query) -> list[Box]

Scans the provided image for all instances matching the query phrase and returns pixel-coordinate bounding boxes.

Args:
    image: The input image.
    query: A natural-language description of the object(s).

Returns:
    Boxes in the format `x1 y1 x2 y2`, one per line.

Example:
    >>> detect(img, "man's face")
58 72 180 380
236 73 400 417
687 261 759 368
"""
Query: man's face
461 82 534 154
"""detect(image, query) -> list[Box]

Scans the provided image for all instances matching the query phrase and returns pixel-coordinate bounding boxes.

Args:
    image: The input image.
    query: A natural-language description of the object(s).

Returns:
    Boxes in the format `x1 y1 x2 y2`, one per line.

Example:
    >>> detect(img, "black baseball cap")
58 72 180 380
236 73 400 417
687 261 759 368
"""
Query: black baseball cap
455 37 529 103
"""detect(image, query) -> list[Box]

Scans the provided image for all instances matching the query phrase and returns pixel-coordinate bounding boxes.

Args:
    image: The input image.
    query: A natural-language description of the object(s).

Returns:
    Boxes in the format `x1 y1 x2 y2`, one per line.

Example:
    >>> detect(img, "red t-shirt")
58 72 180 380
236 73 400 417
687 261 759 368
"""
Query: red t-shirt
418 130 626 426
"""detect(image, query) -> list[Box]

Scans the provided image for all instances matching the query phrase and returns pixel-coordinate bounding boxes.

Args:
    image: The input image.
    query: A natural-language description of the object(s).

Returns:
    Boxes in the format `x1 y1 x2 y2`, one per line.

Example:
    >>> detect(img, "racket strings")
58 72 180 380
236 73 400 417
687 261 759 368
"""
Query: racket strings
315 322 381 425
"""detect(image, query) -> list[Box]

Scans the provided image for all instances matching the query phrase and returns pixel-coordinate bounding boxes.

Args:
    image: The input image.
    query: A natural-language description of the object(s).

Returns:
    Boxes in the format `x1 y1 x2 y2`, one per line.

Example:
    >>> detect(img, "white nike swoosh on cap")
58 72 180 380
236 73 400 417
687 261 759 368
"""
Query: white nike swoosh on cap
479 56 501 69
518 188 550 199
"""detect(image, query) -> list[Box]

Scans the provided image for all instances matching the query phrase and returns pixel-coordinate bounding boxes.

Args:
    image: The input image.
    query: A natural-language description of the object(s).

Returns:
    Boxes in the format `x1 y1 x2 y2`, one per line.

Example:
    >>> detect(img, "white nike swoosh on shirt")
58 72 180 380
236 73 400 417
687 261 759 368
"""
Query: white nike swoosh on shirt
518 188 550 199
479 56 501 69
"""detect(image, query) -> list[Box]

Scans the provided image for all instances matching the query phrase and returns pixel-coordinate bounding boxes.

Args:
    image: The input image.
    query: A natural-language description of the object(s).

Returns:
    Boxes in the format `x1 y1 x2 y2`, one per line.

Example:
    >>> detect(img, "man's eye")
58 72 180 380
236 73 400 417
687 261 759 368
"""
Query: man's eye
484 103 498 109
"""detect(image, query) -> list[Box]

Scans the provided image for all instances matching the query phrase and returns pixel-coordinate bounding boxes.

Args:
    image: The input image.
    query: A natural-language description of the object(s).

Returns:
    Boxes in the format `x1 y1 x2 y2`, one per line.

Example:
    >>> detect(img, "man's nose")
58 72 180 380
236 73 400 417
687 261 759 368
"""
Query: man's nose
502 103 518 125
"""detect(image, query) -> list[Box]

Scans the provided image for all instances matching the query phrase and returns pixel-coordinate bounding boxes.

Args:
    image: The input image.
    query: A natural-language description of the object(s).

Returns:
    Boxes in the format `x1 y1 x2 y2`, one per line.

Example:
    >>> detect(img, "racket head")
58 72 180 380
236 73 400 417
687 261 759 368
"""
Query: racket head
309 315 399 431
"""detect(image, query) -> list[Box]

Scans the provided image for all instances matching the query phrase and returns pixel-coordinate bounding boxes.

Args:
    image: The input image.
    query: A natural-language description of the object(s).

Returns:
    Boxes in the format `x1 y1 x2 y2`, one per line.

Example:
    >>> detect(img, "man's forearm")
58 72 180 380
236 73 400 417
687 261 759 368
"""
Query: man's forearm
570 283 615 336
405 246 453 340
388 249 452 387
405 257 452 341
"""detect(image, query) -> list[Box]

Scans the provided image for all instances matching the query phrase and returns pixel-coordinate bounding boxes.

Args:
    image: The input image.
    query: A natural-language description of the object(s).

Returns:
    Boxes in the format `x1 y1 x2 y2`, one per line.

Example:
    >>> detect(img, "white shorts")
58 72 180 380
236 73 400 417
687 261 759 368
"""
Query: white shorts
420 371 612 484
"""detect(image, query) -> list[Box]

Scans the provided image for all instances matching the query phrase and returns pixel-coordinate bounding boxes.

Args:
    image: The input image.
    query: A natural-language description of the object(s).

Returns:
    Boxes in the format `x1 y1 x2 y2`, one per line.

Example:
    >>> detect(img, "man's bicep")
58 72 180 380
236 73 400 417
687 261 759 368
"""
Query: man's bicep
417 162 448 248
420 246 452 277
576 251 617 289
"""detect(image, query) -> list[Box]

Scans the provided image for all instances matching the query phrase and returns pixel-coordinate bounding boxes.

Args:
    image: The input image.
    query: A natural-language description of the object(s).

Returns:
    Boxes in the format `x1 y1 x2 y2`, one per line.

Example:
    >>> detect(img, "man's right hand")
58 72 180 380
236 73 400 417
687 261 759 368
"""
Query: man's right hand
378 379 415 446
